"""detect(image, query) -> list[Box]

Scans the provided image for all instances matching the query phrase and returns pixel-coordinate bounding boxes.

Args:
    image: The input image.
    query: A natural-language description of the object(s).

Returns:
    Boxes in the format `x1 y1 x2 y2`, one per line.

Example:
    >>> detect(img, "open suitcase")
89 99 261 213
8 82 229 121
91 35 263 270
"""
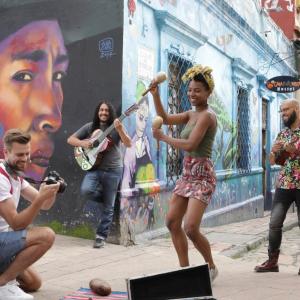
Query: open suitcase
126 264 216 300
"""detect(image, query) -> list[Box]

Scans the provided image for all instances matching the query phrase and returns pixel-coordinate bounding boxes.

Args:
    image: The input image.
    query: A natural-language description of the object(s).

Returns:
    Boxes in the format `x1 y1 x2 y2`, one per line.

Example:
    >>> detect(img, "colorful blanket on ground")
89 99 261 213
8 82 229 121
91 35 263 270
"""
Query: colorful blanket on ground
60 288 128 300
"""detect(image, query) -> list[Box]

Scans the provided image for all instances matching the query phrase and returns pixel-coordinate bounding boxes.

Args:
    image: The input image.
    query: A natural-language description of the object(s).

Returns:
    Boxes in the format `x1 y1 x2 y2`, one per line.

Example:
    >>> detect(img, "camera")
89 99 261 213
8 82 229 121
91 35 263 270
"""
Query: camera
45 171 67 193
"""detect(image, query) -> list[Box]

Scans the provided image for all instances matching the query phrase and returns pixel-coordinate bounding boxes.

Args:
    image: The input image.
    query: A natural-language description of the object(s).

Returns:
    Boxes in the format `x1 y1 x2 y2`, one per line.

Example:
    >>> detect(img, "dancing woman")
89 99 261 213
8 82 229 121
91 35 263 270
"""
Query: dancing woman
150 65 218 281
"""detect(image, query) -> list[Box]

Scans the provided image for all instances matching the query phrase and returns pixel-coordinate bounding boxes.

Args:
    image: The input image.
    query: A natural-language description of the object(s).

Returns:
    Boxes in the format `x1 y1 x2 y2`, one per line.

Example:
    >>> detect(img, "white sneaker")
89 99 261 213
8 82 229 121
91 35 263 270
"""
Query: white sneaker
0 281 34 300
209 266 219 283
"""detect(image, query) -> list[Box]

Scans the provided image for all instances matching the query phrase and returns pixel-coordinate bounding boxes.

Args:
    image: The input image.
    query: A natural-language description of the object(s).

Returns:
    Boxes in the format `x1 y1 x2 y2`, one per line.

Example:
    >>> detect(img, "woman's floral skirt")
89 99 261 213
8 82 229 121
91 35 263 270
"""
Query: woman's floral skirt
173 156 216 205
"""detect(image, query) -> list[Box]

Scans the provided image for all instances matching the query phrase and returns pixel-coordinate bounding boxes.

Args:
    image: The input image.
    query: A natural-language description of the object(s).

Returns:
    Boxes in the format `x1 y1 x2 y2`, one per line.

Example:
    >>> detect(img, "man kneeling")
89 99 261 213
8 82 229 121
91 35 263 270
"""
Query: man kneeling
0 129 61 300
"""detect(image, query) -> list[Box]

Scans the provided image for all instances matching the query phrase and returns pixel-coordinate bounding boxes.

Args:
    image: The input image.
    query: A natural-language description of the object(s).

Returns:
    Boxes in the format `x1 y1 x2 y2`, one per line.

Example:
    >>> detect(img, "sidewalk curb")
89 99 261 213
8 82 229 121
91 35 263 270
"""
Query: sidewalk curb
221 220 298 259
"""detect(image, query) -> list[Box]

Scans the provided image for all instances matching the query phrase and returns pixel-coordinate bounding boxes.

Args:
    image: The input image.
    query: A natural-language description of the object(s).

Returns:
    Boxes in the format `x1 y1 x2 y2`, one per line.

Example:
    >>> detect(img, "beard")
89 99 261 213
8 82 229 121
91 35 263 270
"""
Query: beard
283 111 297 128
4 160 26 176
11 160 26 172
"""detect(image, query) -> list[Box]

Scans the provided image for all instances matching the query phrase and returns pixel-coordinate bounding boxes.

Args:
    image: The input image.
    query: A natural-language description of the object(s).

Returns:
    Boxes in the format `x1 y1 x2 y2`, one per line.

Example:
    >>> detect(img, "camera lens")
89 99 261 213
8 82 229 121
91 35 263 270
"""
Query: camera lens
45 171 67 193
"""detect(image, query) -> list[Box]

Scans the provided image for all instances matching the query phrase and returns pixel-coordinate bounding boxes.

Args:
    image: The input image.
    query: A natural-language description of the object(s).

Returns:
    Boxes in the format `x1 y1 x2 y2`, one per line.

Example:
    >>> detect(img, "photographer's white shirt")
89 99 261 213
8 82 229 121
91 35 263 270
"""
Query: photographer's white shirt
0 163 29 232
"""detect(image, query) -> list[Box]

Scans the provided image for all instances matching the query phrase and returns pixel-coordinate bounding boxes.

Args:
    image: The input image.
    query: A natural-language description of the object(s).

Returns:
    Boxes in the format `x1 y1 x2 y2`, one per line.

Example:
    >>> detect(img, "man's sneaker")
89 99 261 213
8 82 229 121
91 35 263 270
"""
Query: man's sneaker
0 281 34 300
93 237 105 248
209 266 218 283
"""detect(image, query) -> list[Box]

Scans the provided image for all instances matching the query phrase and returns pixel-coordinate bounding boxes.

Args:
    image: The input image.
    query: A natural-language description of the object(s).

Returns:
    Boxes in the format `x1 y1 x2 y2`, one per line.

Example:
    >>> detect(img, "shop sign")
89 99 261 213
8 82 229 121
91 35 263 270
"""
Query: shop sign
266 76 300 93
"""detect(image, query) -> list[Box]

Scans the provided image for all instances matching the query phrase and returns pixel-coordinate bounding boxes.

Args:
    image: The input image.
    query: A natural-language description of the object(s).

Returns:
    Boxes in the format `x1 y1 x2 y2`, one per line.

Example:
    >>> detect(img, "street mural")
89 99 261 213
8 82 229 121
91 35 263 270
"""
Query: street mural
0 0 286 241
208 89 260 211
262 0 295 39
127 0 136 25
0 8 68 181
263 0 294 11
122 82 157 195
209 93 237 171
0 0 124 236
159 0 177 6
120 80 161 235
209 173 261 212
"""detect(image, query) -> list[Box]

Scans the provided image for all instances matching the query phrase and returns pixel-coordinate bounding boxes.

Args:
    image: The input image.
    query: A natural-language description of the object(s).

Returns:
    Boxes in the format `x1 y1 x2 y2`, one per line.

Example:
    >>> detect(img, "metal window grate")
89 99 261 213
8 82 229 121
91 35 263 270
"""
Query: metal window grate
166 52 192 186
236 86 251 173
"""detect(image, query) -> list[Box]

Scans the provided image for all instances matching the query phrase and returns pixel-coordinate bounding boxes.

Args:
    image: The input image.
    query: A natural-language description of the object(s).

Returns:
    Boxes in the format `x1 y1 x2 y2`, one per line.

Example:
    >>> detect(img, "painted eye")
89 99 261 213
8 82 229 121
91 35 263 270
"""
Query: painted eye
53 71 66 82
12 72 33 82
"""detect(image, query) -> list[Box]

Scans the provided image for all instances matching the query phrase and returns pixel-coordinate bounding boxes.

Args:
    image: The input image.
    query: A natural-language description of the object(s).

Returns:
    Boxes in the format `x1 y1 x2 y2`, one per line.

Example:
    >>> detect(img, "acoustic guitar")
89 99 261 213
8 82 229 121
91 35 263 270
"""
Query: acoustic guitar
74 104 138 171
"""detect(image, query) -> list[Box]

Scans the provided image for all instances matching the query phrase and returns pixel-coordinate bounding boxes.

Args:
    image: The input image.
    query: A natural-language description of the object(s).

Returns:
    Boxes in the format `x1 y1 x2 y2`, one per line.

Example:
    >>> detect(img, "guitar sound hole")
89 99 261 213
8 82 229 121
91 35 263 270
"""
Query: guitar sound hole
93 140 100 147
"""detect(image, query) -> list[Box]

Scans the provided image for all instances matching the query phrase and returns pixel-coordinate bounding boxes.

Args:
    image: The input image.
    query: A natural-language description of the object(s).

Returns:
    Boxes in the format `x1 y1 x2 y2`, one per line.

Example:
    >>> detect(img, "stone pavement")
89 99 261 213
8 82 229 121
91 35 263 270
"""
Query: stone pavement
203 210 298 259
31 211 299 300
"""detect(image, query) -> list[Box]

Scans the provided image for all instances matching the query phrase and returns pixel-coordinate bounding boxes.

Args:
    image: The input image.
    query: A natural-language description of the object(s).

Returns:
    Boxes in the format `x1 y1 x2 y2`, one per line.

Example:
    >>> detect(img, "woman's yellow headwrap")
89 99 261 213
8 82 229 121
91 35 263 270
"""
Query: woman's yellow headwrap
182 65 214 92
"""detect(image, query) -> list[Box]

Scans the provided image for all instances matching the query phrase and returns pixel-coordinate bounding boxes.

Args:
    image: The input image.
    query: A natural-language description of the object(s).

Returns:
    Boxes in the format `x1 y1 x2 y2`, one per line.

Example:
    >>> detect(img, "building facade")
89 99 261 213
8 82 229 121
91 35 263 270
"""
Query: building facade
119 0 296 244
0 0 296 244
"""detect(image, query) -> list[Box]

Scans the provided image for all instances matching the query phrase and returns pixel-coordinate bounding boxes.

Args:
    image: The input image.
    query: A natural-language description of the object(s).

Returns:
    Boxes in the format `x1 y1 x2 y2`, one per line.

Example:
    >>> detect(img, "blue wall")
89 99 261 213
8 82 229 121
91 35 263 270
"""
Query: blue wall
119 0 296 242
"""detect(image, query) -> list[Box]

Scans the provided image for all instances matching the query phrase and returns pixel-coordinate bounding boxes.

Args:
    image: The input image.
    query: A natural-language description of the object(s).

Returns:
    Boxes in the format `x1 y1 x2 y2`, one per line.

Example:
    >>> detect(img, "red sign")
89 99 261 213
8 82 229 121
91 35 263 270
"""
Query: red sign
261 0 295 40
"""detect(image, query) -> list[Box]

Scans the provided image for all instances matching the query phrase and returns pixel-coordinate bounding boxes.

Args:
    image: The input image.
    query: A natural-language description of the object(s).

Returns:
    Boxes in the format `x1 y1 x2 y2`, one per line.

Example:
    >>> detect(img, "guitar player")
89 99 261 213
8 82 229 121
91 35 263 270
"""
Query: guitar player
255 98 300 274
67 101 132 248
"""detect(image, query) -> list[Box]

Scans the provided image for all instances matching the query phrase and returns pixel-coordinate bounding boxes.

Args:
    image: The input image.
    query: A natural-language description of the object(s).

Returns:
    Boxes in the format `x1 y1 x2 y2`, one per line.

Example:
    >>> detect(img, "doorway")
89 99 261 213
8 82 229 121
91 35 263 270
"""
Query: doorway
262 98 272 210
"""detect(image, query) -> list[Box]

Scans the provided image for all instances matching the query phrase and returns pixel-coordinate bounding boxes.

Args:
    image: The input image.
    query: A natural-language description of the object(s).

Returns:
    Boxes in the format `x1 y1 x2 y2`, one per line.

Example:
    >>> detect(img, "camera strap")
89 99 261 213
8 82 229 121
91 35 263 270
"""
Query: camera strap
1 161 44 186
0 162 63 191
2 161 24 178
0 162 24 194
22 176 45 185
0 166 14 194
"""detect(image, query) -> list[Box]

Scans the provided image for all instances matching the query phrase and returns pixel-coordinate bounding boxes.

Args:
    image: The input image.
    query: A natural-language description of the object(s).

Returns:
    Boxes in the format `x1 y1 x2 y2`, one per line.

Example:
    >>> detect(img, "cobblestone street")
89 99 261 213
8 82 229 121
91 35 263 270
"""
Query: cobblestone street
240 226 300 274
31 212 300 300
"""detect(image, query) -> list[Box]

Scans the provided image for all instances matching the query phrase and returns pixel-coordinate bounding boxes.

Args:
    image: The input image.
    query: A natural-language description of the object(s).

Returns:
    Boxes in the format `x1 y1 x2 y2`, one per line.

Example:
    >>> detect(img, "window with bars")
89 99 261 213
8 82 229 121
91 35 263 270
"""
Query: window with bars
236 85 251 173
166 52 192 186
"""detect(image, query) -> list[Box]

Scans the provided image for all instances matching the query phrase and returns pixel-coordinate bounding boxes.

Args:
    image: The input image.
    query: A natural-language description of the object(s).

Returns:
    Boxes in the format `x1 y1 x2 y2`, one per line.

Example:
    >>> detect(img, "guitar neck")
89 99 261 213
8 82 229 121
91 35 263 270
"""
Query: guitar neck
98 114 126 144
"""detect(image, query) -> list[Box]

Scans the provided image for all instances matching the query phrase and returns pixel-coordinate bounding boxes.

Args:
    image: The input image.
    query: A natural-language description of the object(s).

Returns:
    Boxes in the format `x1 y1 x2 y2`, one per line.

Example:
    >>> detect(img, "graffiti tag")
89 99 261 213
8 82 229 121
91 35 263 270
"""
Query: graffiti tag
264 0 293 12
99 38 115 59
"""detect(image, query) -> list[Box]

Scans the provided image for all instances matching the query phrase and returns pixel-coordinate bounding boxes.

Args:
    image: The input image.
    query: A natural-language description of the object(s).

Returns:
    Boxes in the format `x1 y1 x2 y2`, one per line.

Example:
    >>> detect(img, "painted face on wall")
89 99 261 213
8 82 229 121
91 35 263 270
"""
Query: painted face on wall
136 101 149 138
0 20 69 180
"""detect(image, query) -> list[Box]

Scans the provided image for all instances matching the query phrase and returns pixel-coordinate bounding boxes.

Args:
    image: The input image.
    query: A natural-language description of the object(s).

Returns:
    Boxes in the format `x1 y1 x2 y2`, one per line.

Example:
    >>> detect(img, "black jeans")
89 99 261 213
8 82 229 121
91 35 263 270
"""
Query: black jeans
268 188 300 252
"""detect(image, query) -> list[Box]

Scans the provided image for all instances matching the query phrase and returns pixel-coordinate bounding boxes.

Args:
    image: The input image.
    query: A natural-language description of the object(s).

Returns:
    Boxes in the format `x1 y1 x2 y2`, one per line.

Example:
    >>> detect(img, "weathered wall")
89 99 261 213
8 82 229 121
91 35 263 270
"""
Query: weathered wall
119 0 296 244
0 0 124 238
0 0 296 243
261 0 295 40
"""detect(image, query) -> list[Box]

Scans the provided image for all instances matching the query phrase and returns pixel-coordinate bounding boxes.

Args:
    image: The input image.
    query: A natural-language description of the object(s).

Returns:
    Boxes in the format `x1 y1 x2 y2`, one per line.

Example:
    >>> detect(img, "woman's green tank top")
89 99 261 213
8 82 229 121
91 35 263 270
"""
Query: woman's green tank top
180 122 217 158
